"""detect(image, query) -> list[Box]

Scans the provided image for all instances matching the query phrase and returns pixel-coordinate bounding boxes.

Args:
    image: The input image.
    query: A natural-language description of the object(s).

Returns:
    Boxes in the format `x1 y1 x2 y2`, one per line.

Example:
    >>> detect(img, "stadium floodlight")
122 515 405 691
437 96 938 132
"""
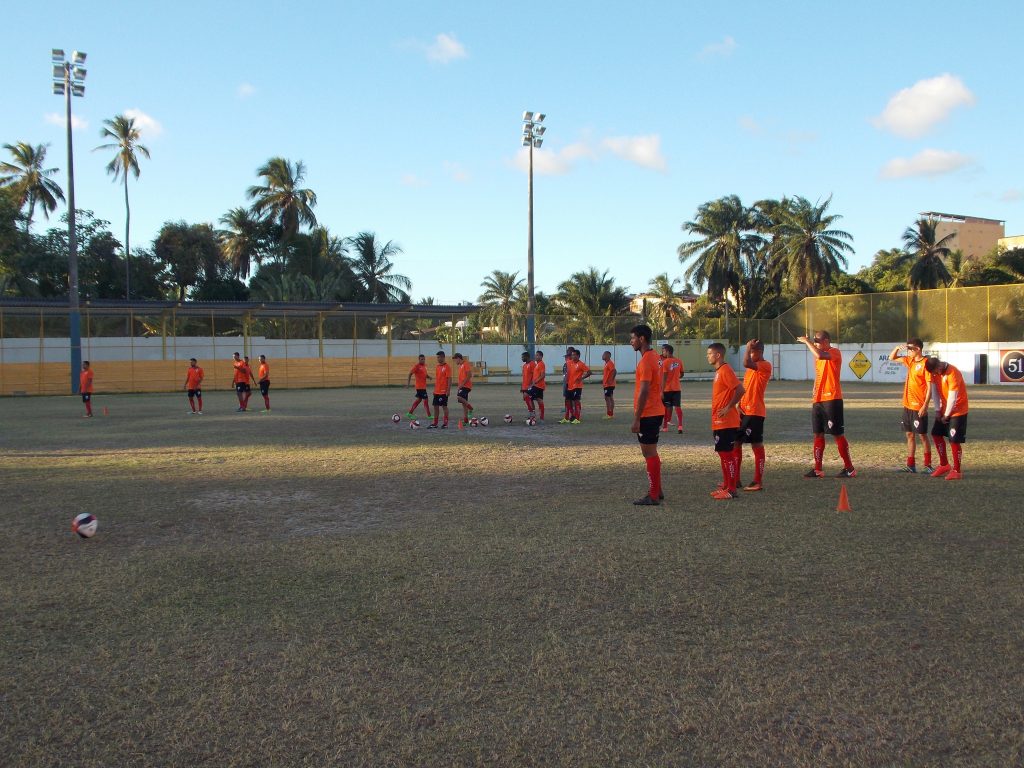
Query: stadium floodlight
522 109 549 355
52 48 87 395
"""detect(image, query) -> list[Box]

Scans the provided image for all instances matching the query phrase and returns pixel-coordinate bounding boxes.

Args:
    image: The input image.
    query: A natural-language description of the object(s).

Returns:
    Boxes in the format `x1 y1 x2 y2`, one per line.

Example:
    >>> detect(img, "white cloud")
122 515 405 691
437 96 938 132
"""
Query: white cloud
602 134 667 172
124 108 163 138
879 149 974 179
44 112 87 130
426 33 467 63
872 74 975 138
699 35 737 58
1000 188 1022 202
443 161 470 183
237 82 256 99
400 173 428 188
514 142 595 175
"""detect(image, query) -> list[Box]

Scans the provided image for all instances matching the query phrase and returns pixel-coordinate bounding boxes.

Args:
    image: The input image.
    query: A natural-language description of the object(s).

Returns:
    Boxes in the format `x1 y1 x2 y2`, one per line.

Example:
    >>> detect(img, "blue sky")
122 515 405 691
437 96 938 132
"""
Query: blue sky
3 0 1022 304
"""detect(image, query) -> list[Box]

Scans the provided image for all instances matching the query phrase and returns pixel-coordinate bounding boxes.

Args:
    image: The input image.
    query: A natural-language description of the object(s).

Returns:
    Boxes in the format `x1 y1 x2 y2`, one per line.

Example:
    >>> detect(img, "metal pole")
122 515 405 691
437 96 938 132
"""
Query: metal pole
64 61 82 395
526 140 536 355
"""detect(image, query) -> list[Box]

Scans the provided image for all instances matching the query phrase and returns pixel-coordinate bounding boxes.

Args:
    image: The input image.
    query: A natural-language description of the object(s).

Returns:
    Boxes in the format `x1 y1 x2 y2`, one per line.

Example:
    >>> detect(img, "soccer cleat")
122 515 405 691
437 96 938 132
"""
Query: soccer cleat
922 465 934 474
427 423 438 429
559 418 570 424
570 419 581 424
744 482 763 492
633 495 660 506
945 470 963 480
406 412 415 419
804 469 824 478
197 411 203 415
898 465 916 473
677 427 683 434
836 467 857 478
602 414 614 420
710 488 738 500
931 464 951 478
661 425 669 432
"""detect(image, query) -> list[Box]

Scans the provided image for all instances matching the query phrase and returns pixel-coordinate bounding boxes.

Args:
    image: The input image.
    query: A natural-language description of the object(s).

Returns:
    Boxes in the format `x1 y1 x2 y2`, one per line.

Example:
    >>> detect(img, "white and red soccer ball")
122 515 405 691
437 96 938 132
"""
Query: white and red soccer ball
391 413 401 423
503 414 513 424
73 513 98 538
525 416 537 426
409 420 420 429
479 416 489 427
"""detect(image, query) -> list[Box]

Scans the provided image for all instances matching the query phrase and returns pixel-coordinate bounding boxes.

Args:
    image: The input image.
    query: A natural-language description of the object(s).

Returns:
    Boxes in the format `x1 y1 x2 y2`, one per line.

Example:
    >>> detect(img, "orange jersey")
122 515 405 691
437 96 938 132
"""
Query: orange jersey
739 360 771 418
812 348 843 402
434 362 451 394
458 361 472 389
185 366 204 389
711 363 741 429
567 359 590 389
602 360 616 387
532 360 547 389
258 363 269 382
634 349 664 418
79 369 94 394
410 363 428 389
232 360 249 384
521 360 535 389
932 364 969 417
661 357 683 392
899 356 929 410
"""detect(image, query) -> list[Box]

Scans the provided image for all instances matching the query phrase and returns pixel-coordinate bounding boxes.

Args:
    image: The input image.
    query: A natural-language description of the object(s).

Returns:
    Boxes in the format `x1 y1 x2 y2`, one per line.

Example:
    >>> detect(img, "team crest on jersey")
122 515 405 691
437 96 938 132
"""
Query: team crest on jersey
913 419 920 429
950 427 957 437
827 420 834 429
714 433 720 445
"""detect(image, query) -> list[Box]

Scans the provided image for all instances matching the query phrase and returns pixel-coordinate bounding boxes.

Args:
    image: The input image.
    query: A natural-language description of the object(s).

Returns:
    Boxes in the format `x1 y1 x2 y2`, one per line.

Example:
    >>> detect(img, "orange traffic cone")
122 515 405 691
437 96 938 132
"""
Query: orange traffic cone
837 484 852 512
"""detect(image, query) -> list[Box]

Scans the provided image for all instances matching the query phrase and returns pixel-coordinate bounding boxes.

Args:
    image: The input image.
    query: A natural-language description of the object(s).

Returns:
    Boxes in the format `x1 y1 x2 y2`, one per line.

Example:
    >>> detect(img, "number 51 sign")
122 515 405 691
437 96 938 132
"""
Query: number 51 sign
1000 350 1024 382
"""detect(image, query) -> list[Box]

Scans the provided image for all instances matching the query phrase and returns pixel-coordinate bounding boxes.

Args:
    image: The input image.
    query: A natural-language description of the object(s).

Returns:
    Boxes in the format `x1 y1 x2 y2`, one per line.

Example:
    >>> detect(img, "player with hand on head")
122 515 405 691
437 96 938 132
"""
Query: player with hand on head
630 325 665 506
707 343 744 499
519 351 536 420
566 348 592 423
797 330 855 478
925 356 969 480
184 358 204 414
406 353 432 420
889 338 932 472
735 339 771 491
601 350 616 419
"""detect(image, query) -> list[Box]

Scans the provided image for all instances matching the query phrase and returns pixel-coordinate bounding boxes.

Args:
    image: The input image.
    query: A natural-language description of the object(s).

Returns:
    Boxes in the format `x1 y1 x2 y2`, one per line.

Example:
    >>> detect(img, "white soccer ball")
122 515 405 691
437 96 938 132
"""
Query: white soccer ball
409 420 420 429
526 416 536 427
470 417 479 427
479 416 489 427
391 413 401 423
72 513 98 539
503 414 513 424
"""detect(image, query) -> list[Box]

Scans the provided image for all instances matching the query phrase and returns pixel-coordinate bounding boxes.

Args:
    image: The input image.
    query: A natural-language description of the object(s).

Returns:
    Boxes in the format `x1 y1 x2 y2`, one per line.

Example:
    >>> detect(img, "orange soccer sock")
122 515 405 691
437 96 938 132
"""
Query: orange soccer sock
733 443 744 478
197 396 203 411
538 402 545 419
719 452 737 492
835 435 853 469
951 443 962 472
813 436 826 470
645 455 662 499
85 400 92 416
932 435 948 466
674 407 683 427
263 395 270 409
752 444 766 484
188 396 196 412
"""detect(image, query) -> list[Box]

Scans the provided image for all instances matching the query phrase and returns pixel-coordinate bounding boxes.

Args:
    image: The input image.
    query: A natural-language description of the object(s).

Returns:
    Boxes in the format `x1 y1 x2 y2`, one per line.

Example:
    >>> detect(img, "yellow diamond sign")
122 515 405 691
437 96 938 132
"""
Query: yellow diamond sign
849 351 872 380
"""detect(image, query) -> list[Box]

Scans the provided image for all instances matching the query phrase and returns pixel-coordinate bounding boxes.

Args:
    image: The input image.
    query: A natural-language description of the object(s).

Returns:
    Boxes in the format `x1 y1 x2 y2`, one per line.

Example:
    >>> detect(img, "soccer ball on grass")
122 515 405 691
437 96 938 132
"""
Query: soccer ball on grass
72 513 98 538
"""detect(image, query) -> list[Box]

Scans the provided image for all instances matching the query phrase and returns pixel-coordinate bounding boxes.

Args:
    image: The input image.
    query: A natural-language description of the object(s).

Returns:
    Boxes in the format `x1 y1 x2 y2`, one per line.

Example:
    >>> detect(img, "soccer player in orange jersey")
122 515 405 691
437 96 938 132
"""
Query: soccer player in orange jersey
889 338 932 472
406 353 432 419
231 353 249 411
257 354 271 411
565 349 592 423
79 360 94 417
734 339 771 491
530 350 547 421
520 351 536 419
797 330 855 478
601 350 616 419
659 343 684 433
707 342 744 499
428 351 452 429
630 324 665 506
184 358 204 414
925 356 969 480
453 352 474 425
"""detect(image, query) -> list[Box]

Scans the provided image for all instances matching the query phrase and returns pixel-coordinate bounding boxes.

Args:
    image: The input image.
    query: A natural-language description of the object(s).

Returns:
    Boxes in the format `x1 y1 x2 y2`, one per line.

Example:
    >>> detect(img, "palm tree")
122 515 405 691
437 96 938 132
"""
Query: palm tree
678 195 764 306
478 270 525 341
247 157 317 244
0 142 65 231
645 273 688 336
219 207 268 280
774 196 853 297
345 231 411 303
902 218 954 290
553 267 630 343
95 115 151 299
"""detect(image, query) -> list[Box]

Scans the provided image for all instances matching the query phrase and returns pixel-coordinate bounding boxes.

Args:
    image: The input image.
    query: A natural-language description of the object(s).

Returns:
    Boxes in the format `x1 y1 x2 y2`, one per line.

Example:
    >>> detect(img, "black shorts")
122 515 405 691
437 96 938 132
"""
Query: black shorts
811 399 844 436
637 415 662 445
414 388 428 399
528 386 544 400
432 394 449 407
901 407 927 434
662 391 681 407
932 414 968 443
714 428 736 453
737 414 765 444
603 386 615 398
259 380 270 396
235 382 247 394
457 387 471 401
187 388 202 398
567 388 582 401
81 393 91 403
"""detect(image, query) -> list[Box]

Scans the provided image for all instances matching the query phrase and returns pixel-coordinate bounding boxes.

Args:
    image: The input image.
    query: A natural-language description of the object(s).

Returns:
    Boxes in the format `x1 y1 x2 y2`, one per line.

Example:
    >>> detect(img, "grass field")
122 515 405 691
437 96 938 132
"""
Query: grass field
1 381 1022 767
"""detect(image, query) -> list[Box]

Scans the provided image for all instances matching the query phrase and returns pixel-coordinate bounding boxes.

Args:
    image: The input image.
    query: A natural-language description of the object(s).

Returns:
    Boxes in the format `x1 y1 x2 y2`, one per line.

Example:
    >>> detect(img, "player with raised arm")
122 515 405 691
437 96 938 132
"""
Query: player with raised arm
889 338 932 472
184 358 204 414
406 354 432 420
797 330 855 478
735 339 771 491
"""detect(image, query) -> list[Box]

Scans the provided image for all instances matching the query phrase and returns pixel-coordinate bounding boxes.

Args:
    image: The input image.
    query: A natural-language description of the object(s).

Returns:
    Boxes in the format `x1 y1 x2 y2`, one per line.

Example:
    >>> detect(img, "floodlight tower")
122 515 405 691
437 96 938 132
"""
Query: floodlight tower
52 48 86 394
522 111 546 355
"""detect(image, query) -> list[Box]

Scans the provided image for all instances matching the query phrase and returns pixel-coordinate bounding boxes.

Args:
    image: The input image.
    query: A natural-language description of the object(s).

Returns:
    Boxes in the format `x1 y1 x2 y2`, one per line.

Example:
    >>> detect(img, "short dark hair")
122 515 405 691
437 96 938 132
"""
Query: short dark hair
452 352 463 360
521 352 530 360
630 324 652 343
816 330 831 342
907 337 924 349
749 340 764 352
924 357 943 374
436 350 445 357
661 343 674 355
708 342 726 356
189 357 197 363
535 351 544 358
